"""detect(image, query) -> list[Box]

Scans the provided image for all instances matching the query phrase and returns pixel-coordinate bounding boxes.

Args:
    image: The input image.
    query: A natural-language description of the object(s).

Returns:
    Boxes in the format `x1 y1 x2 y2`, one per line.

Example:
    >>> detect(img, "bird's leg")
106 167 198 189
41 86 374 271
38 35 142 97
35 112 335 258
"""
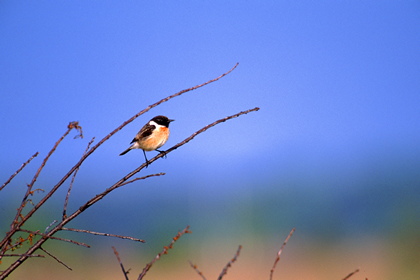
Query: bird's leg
156 149 167 159
142 150 149 167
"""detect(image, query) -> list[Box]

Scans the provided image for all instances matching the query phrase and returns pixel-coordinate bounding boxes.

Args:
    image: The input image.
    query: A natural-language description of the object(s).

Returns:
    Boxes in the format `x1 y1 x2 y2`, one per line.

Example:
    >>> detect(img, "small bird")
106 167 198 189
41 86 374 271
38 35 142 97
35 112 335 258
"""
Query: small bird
120 115 174 166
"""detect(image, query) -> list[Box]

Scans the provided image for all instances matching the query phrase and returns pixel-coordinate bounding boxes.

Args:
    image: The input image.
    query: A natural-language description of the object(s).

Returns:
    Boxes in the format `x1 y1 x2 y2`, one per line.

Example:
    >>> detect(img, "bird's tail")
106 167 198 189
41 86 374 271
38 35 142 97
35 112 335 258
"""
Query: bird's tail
119 147 132 156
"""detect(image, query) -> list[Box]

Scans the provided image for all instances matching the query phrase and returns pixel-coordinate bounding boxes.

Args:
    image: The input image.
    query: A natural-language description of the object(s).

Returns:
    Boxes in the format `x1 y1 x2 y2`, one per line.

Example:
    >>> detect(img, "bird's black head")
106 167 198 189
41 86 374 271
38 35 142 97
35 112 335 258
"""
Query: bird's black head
151 115 174 127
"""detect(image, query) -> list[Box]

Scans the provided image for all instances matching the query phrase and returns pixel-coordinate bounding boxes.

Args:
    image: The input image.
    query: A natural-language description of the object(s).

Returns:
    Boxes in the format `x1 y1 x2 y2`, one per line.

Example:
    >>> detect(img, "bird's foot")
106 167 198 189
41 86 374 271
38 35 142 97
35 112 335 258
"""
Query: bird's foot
156 149 167 159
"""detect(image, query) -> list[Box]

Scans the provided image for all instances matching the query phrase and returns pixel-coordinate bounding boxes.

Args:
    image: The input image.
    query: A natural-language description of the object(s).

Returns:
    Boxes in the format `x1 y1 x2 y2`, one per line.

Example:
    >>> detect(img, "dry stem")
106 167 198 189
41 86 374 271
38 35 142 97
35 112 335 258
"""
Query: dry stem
63 137 95 219
342 268 360 280
217 245 242 280
62 228 145 243
269 228 296 280
0 152 39 192
189 261 207 280
138 226 191 280
40 247 72 271
112 246 130 280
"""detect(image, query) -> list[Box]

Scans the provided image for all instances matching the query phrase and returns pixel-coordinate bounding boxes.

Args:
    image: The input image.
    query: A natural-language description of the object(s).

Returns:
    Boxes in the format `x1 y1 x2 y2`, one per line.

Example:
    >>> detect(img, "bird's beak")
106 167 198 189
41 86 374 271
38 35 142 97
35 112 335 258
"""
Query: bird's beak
169 119 175 122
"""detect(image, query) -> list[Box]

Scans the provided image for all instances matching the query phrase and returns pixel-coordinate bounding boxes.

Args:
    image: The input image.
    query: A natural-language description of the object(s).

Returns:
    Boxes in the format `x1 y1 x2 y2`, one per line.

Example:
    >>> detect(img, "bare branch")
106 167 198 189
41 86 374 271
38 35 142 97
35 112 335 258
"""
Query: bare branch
189 261 207 280
19 229 90 248
0 64 244 278
63 137 95 219
40 247 72 271
118 173 166 187
62 228 145 243
342 268 360 280
269 228 295 280
10 122 79 233
45 220 58 233
0 152 39 192
75 108 260 215
1 254 44 258
68 121 84 139
0 64 239 256
0 105 256 278
112 246 130 280
138 226 191 280
76 173 165 215
217 245 242 280
166 107 260 157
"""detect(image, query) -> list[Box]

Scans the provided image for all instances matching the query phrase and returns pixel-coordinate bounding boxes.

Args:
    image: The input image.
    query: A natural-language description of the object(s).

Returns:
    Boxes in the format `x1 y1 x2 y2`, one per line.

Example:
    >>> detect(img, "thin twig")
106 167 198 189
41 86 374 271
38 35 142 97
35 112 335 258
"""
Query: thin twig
40 247 72 271
77 173 166 213
19 229 90 248
63 137 95 219
118 173 166 187
62 228 145 243
189 261 207 280
45 220 58 233
269 228 296 280
1 128 77 263
1 254 44 258
138 226 191 280
217 245 242 280
167 107 260 154
0 152 39 192
342 268 360 280
68 121 83 139
112 246 130 280
10 123 78 233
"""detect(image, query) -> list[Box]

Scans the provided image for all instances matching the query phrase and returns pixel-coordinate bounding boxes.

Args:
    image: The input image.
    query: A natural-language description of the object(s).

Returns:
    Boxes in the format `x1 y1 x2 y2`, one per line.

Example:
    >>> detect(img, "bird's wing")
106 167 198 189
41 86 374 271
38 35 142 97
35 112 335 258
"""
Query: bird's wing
131 123 155 143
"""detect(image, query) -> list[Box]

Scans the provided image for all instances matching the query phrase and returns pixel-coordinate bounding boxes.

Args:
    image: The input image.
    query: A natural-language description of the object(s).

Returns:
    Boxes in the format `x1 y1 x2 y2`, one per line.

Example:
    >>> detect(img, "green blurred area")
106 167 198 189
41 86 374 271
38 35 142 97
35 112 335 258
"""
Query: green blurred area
1 181 418 279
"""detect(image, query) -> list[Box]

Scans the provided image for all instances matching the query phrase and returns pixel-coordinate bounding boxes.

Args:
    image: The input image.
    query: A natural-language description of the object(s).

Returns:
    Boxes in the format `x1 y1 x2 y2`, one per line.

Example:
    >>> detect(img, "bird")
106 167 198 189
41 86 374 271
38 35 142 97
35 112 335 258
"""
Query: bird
119 115 174 166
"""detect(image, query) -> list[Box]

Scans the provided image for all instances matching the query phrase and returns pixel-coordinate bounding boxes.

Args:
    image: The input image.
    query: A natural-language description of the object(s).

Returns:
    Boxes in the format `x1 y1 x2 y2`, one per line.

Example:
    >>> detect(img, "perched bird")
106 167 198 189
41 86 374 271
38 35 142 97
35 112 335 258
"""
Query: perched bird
120 115 174 166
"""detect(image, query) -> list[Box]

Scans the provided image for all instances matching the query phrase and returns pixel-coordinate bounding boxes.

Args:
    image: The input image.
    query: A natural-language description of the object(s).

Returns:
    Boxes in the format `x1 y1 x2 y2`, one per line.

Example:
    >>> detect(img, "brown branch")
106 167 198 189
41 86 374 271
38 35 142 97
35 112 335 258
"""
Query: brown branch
0 64 244 278
60 107 260 248
68 121 84 139
9 123 78 233
132 107 261 171
63 137 95 219
189 261 207 280
74 107 260 215
269 228 296 280
138 226 192 280
342 268 360 280
118 173 166 187
2 235 33 253
0 105 256 278
40 247 72 271
1 126 76 263
166 107 260 156
0 64 239 259
62 228 145 243
76 173 166 214
1 254 44 258
217 245 242 280
112 246 130 280
19 229 90 248
0 152 39 192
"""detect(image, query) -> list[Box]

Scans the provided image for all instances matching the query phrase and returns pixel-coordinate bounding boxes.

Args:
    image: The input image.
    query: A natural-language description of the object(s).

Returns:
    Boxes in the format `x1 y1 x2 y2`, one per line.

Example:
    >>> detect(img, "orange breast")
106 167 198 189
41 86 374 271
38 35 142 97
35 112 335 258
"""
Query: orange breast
139 127 169 151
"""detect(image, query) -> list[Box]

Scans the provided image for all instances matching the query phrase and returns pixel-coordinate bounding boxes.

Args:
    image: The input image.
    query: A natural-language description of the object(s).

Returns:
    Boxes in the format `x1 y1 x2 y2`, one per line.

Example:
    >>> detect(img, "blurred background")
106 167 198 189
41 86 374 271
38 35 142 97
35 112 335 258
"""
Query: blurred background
1 1 419 279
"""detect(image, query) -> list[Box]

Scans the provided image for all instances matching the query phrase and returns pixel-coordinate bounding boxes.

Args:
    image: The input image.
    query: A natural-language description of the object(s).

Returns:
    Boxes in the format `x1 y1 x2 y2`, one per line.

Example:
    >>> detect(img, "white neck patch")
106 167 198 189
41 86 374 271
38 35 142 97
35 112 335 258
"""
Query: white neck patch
149 120 165 128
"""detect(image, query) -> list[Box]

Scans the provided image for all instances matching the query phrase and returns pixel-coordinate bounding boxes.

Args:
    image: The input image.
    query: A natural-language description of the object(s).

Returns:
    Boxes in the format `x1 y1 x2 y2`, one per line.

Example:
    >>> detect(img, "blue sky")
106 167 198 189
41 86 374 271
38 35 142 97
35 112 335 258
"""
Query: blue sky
1 0 419 249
